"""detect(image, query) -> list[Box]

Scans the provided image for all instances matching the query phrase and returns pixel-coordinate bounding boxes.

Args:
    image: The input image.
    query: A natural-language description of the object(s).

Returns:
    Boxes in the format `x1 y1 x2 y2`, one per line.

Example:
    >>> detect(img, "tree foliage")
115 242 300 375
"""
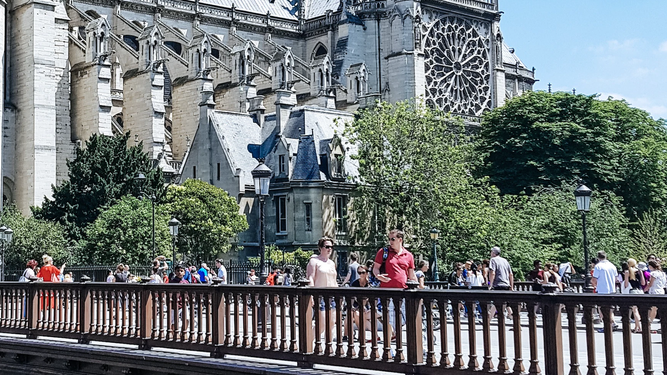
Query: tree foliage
165 179 248 262
631 209 667 261
344 100 481 250
0 206 70 270
346 100 632 278
477 91 667 218
33 133 165 242
80 196 172 265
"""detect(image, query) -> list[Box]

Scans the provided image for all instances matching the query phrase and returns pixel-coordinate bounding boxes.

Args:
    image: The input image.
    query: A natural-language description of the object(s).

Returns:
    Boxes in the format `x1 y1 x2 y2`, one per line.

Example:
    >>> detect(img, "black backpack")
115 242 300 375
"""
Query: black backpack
378 247 389 274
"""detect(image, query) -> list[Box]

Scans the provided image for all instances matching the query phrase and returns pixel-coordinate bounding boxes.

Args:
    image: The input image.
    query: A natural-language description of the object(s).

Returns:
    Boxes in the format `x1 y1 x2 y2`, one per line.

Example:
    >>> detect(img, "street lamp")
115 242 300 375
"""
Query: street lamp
135 173 156 261
429 228 440 282
0 225 13 281
169 217 180 272
251 161 271 281
574 183 593 293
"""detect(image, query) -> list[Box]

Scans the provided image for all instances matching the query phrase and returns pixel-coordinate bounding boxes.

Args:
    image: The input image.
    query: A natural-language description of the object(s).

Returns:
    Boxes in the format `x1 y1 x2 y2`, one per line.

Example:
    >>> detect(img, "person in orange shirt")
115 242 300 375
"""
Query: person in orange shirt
36 255 65 310
37 255 65 282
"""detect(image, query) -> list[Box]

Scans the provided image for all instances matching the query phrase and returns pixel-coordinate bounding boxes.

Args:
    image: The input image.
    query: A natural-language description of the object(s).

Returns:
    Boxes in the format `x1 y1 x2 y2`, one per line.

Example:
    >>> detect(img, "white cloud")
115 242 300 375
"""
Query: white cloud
659 41 667 52
598 92 667 119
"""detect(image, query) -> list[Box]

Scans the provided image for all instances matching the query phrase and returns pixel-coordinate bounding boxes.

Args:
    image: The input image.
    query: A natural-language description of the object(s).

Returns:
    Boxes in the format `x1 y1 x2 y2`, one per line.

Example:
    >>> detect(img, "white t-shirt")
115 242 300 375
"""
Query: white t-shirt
217 265 227 284
592 260 618 294
649 270 666 294
466 271 483 287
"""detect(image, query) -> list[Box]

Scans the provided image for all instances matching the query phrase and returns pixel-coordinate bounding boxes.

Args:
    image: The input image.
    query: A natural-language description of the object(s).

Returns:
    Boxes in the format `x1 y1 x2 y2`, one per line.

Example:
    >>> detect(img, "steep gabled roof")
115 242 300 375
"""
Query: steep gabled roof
291 135 321 181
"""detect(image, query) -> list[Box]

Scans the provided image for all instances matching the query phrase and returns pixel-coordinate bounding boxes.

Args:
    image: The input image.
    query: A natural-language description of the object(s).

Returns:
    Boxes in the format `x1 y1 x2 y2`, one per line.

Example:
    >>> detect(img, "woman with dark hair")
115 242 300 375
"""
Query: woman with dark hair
19 260 38 282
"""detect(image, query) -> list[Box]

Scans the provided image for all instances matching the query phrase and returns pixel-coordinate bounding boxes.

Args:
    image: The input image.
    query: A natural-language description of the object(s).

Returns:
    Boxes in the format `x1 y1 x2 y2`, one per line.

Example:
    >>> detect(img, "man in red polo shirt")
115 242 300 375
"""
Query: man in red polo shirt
372 229 416 340
372 229 417 288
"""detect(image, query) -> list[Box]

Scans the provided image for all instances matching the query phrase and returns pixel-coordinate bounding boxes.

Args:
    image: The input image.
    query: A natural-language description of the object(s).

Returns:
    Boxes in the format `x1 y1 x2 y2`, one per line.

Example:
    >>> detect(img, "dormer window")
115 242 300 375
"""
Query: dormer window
279 154 286 174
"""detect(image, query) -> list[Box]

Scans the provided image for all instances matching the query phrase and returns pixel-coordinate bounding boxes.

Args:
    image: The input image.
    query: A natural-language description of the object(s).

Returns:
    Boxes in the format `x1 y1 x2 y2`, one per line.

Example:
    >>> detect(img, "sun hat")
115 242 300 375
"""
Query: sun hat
638 262 648 271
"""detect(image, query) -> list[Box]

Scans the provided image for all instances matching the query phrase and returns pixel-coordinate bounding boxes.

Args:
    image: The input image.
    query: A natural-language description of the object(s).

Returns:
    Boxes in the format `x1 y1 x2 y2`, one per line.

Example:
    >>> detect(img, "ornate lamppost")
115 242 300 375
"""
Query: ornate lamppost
574 183 593 293
0 225 13 281
134 173 156 260
251 161 272 282
168 217 180 272
429 228 440 282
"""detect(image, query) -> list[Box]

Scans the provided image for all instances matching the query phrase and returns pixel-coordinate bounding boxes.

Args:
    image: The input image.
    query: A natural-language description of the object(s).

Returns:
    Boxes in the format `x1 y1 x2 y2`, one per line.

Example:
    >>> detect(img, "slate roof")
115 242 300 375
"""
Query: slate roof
305 0 342 19
200 0 298 20
291 135 321 180
502 43 526 68
205 104 357 187
210 110 261 186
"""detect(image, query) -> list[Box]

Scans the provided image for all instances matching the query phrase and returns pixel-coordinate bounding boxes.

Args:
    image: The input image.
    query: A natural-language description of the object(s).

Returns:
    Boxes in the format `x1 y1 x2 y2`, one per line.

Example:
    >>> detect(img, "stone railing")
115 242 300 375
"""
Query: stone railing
0 281 664 374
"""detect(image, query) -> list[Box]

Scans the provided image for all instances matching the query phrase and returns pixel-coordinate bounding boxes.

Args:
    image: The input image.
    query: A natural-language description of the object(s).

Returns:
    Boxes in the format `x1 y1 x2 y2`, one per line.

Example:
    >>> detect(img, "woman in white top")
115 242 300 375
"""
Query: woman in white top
466 263 484 287
415 260 429 289
19 260 38 282
647 260 666 323
306 237 338 338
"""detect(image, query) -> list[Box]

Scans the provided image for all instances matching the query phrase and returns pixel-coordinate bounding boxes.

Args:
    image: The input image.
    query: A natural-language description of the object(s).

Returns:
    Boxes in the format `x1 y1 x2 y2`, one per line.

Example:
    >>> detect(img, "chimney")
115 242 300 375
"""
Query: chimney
275 89 296 134
321 91 336 109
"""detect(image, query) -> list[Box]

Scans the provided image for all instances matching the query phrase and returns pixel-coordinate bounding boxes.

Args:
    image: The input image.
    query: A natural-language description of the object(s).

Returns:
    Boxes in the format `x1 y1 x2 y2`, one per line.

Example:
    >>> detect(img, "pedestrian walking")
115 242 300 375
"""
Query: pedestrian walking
591 251 618 331
624 258 644 333
488 247 513 290
372 229 416 340
247 269 259 285
215 259 227 284
307 237 338 338
342 253 361 285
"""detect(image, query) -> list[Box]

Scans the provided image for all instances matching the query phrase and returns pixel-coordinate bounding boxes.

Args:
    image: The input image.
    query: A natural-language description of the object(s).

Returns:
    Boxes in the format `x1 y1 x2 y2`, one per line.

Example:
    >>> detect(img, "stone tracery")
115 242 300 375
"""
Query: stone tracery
423 16 491 117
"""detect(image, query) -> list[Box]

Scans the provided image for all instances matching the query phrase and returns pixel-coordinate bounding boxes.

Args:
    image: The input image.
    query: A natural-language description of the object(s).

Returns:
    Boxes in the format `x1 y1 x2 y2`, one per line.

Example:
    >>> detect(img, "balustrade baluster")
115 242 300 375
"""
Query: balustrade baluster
661 309 667 375
95 291 102 335
358 295 367 360
158 291 165 340
480 300 493 371
527 301 541 375
234 292 241 347
620 305 633 375
271 292 278 351
512 302 525 375
115 290 121 335
334 295 343 357
369 296 379 361
189 291 196 343
251 292 258 348
381 297 391 361
439 298 450 368
313 294 322 355
495 301 509 373
394 297 404 363
243 292 250 347
346 295 355 359
452 298 464 369
638 305 653 375
225 291 233 346
425 298 435 366
584 304 597 375
280 293 288 352
467 300 480 370
260 292 268 350
198 292 205 343
566 304 580 375
289 294 297 352
600 305 616 375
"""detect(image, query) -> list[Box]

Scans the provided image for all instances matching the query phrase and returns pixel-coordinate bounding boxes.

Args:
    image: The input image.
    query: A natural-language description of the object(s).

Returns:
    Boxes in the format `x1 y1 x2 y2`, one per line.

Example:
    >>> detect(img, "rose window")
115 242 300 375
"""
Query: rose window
423 16 491 117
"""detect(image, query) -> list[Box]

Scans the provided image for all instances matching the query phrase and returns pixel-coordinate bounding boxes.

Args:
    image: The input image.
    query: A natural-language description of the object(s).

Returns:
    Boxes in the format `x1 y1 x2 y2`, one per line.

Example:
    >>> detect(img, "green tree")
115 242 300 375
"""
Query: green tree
33 133 165 242
0 206 70 270
344 100 484 251
631 209 667 261
477 91 667 217
81 196 171 265
166 179 248 262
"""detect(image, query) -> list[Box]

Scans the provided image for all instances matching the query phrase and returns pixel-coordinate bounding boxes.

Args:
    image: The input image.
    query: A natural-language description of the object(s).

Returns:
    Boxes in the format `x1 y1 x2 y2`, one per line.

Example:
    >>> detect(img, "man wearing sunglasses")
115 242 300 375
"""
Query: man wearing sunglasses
372 229 417 289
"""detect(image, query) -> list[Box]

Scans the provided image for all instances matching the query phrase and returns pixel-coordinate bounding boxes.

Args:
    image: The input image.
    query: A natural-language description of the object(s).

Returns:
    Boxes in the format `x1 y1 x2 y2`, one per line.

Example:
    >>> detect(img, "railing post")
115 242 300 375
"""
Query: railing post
297 280 313 368
211 283 225 358
540 285 564 375
404 282 423 366
26 282 38 339
78 278 91 344
139 284 153 350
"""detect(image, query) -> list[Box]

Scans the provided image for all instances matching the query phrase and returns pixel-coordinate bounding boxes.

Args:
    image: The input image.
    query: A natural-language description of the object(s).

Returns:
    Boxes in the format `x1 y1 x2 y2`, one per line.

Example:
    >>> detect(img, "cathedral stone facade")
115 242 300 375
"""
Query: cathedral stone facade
0 0 534 259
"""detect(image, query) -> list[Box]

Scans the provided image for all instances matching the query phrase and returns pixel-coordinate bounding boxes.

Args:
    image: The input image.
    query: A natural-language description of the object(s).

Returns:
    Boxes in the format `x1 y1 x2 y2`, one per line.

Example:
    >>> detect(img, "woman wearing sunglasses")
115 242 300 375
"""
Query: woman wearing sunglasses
307 237 339 338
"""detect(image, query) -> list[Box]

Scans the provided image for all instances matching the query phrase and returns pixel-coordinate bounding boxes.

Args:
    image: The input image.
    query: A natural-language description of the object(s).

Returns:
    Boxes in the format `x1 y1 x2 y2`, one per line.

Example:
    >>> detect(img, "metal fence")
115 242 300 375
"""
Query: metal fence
7 260 305 284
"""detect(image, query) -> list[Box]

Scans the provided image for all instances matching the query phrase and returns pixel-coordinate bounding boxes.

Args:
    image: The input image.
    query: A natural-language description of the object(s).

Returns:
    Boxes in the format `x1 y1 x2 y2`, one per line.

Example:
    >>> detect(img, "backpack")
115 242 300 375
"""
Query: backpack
378 247 389 274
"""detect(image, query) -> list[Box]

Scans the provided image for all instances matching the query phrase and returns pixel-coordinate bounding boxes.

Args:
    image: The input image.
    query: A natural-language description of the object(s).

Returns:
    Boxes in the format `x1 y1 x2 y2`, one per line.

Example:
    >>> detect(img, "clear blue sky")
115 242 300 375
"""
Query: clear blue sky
499 1 667 119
